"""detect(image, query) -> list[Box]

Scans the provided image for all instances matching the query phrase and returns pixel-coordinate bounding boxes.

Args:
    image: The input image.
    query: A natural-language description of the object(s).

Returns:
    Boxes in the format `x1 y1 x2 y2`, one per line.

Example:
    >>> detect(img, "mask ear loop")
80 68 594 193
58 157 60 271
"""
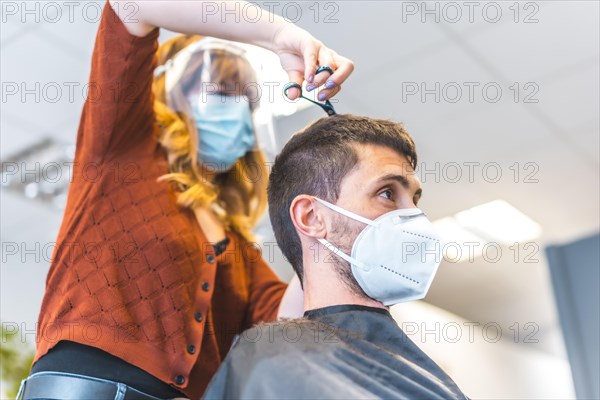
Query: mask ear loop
312 197 375 272
313 197 377 226
316 238 372 272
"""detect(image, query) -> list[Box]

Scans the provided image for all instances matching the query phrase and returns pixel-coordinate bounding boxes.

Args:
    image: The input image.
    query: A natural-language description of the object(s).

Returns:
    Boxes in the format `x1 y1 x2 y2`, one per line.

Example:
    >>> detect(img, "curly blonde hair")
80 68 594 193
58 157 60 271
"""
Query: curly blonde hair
152 34 268 242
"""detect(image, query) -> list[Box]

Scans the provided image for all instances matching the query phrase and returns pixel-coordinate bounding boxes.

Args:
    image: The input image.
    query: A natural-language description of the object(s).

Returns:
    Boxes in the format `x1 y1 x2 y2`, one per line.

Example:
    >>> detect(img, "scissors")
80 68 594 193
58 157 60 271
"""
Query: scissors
283 66 337 116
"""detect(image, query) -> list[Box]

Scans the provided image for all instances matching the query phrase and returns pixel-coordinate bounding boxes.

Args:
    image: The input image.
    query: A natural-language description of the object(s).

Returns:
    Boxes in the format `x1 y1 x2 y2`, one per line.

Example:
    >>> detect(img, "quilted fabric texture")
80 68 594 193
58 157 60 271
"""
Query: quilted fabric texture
33 2 287 398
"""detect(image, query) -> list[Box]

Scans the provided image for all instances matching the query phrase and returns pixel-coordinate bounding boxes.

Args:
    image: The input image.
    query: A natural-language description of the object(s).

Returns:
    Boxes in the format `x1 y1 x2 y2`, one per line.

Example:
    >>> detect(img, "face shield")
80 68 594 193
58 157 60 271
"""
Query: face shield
154 37 278 165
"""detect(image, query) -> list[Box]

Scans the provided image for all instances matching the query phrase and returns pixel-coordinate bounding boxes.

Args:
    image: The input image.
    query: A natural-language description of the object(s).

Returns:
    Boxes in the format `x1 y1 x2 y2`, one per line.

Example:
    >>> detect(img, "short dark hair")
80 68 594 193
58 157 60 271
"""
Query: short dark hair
267 114 418 282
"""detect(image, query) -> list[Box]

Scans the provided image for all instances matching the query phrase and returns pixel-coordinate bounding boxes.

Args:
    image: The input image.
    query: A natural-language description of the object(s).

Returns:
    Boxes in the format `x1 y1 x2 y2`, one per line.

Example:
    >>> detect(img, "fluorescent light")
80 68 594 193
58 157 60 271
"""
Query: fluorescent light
432 217 486 263
455 200 542 245
433 217 486 245
1 139 72 209
432 200 542 263
24 182 39 199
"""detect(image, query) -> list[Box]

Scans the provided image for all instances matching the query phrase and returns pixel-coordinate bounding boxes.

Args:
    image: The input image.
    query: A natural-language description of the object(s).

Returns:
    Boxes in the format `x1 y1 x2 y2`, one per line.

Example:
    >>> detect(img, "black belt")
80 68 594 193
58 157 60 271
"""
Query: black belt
20 372 169 400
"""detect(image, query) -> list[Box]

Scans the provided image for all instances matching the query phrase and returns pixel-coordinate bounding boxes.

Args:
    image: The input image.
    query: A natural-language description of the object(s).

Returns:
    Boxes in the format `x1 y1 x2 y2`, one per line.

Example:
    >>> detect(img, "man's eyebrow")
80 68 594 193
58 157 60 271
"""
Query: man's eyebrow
374 174 423 197
374 173 411 189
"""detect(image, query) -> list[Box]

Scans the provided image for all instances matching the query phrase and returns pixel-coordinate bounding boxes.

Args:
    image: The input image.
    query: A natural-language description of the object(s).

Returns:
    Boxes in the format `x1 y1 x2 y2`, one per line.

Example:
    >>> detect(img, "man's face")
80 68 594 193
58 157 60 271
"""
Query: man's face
335 143 422 219
320 143 422 297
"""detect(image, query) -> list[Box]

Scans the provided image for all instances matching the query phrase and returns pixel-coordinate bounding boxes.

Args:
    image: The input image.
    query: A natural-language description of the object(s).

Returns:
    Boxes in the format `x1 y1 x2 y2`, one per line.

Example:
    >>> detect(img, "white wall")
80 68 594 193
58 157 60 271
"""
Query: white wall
391 301 575 399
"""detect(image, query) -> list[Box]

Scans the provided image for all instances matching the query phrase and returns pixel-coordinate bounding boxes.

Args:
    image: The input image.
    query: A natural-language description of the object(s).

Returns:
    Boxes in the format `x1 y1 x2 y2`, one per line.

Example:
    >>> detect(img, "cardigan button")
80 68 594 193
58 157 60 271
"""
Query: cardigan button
187 344 196 354
201 282 210 292
194 311 203 322
175 375 185 385
206 254 215 263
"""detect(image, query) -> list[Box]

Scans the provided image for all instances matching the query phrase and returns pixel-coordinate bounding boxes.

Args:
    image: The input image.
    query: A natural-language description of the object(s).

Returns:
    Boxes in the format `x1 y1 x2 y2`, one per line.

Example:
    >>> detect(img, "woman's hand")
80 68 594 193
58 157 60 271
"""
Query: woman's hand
272 25 354 101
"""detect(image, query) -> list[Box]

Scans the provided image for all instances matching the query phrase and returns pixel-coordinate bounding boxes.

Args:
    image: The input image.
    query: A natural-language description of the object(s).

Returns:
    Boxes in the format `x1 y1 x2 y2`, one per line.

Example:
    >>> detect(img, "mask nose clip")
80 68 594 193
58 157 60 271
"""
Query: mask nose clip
392 212 425 224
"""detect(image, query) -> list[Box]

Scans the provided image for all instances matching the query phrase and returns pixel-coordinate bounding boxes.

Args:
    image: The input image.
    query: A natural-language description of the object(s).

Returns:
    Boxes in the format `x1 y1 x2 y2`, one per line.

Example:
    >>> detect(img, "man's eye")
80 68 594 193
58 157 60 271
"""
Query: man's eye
379 189 394 201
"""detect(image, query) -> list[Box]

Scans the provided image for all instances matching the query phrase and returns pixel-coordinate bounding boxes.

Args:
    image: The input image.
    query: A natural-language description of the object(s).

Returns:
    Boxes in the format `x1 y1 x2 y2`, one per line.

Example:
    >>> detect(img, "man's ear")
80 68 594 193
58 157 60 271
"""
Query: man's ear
289 195 327 239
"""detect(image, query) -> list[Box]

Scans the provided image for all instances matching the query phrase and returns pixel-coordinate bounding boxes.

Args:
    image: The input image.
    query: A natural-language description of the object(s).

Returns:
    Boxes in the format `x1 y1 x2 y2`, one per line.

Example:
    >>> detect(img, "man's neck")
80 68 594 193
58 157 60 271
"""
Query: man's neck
301 256 387 312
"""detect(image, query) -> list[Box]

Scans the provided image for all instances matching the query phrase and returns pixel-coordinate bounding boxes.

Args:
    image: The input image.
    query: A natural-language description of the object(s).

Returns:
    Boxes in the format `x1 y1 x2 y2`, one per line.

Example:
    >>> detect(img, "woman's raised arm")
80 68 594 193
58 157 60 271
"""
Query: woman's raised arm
109 0 353 100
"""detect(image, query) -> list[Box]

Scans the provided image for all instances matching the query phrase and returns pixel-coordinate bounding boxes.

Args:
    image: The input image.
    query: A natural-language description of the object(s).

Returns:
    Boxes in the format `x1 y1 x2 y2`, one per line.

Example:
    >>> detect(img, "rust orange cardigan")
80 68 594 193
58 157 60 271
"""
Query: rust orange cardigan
33 2 287 398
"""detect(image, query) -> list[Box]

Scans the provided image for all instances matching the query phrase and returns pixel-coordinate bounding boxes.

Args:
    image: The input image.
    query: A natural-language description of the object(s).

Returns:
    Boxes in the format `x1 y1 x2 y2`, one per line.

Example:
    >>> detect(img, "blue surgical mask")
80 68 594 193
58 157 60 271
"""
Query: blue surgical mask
190 93 256 172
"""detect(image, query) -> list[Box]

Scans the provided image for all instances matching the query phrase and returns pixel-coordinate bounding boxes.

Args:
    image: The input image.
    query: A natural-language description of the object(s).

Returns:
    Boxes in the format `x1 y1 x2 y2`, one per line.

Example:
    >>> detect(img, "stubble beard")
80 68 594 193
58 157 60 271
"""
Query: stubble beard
327 214 372 302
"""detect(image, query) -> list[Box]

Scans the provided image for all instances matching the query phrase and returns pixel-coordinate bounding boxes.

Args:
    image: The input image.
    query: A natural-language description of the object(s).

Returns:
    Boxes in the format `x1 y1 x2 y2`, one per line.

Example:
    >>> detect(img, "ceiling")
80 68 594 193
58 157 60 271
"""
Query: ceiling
1 0 598 368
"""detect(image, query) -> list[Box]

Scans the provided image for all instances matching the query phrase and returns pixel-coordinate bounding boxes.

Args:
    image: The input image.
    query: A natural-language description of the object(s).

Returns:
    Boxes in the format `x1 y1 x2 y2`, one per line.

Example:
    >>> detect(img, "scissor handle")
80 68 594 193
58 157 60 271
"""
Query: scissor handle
283 66 333 97
283 82 302 98
316 65 334 75
283 81 337 116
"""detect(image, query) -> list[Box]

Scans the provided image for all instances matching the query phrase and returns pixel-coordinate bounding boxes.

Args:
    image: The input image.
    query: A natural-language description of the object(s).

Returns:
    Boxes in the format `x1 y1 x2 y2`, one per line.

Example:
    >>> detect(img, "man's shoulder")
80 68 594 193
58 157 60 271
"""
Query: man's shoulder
205 319 371 399
232 318 342 359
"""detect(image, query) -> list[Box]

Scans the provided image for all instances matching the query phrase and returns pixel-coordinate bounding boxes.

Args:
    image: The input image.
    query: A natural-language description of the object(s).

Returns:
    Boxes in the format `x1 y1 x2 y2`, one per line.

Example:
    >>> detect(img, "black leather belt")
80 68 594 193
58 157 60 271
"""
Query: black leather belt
20 372 168 400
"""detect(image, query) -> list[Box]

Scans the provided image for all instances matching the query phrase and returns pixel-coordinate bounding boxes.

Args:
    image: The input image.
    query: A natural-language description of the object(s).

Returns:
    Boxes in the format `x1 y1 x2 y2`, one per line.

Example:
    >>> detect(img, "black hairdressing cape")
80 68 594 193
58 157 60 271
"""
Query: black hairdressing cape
203 304 468 399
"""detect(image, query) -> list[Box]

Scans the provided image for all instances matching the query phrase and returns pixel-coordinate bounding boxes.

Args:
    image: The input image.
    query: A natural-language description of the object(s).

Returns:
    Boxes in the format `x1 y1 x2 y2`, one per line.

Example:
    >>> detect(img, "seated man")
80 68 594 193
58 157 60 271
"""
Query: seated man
203 114 468 399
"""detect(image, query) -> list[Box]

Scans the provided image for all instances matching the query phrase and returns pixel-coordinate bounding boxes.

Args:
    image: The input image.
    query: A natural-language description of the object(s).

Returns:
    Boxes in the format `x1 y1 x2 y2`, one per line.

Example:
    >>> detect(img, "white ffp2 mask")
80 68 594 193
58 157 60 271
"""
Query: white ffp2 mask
314 197 442 306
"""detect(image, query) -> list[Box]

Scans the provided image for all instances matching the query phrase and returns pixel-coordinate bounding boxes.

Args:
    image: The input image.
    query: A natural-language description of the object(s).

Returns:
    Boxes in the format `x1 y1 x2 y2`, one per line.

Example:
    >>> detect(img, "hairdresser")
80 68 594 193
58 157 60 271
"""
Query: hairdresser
18 1 354 399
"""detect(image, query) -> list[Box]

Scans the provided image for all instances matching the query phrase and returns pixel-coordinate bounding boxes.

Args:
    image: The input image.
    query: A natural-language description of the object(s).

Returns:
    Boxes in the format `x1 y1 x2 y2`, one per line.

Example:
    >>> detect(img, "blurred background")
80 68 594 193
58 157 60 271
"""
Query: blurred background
1 1 598 398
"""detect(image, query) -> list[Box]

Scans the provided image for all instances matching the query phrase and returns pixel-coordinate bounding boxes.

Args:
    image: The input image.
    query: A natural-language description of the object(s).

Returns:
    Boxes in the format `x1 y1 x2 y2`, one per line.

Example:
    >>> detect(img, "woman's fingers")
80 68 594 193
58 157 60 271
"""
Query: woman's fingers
320 55 354 99
277 30 354 101
307 48 354 100
315 85 342 102
302 46 318 84
306 48 336 91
